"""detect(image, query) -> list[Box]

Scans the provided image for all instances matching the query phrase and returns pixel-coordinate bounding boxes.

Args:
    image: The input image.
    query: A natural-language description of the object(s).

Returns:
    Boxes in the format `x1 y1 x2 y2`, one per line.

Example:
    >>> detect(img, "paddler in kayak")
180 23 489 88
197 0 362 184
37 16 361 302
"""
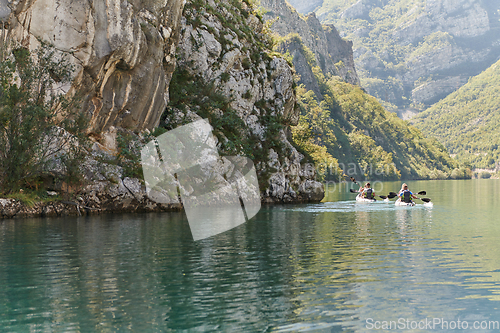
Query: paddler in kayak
397 183 419 204
359 182 375 200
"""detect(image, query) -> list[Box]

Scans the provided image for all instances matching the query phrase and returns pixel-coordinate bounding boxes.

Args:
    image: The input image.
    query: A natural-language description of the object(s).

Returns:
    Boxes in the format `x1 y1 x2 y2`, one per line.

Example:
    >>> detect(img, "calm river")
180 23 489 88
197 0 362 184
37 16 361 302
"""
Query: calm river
1 180 499 332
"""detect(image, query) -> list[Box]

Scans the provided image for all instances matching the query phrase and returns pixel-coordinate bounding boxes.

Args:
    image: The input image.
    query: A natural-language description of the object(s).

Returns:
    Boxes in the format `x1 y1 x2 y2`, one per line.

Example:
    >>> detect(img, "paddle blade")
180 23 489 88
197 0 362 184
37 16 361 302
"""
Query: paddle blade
350 189 358 193
388 192 398 199
420 198 431 203
418 191 427 195
378 195 387 199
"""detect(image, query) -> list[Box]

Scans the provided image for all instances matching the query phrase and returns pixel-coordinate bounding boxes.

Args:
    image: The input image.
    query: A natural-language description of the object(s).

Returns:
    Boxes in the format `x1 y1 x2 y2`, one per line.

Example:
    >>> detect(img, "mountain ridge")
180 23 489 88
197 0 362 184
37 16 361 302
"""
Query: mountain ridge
296 0 500 113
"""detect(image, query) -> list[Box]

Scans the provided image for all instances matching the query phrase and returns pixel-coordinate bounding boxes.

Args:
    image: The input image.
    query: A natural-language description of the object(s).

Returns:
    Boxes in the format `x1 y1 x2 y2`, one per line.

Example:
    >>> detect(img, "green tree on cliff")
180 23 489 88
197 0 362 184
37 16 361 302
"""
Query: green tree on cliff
0 43 87 193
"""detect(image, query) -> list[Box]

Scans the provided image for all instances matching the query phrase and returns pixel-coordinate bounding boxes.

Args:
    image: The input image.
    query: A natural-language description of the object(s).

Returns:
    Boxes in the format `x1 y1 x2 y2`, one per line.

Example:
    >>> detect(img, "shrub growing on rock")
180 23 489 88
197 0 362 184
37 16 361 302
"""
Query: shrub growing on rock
0 43 88 193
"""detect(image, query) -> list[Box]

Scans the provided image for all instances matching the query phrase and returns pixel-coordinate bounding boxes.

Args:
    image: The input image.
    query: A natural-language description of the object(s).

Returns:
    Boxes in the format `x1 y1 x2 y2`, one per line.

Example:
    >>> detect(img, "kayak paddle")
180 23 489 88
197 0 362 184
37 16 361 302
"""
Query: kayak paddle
388 191 431 203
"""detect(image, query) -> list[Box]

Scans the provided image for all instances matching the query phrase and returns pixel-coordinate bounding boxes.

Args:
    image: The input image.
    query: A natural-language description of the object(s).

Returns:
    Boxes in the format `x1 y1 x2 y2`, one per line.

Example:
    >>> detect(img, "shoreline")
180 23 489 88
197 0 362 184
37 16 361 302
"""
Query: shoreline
0 176 324 220
0 197 324 220
4 178 499 220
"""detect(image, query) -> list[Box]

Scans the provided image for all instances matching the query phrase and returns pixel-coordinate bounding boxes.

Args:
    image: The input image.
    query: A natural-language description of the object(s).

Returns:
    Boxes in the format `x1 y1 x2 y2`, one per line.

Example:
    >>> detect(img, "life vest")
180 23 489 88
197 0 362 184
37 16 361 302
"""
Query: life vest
401 190 412 203
364 188 374 199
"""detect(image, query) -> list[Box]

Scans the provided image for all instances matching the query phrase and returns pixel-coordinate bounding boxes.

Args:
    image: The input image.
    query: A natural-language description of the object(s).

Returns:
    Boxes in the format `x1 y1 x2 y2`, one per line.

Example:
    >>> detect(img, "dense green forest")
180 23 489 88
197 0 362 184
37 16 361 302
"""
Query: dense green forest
279 35 468 181
412 59 500 170
311 0 500 110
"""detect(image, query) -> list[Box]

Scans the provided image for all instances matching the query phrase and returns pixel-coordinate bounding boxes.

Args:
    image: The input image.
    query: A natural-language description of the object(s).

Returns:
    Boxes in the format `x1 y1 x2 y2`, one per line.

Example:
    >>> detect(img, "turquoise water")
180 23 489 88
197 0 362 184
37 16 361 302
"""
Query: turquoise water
1 179 499 332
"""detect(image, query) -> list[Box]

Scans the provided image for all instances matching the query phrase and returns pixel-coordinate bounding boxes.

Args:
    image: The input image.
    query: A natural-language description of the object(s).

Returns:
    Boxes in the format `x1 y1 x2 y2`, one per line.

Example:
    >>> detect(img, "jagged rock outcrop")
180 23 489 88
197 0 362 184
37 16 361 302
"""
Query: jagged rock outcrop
277 36 322 98
324 24 359 85
5 0 185 137
260 0 359 89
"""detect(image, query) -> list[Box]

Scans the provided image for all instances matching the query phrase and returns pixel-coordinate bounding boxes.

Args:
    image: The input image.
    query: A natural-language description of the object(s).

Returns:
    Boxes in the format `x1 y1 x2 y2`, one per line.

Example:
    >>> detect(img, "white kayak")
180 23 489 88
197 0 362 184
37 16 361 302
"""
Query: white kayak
395 198 416 206
395 198 433 207
356 193 376 203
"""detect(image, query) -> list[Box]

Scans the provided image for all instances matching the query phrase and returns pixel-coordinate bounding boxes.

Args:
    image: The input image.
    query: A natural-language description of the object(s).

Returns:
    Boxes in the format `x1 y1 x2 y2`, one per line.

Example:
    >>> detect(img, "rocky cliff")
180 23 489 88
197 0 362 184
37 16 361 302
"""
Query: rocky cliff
260 0 359 93
313 0 500 110
5 0 185 137
165 0 324 204
0 0 324 219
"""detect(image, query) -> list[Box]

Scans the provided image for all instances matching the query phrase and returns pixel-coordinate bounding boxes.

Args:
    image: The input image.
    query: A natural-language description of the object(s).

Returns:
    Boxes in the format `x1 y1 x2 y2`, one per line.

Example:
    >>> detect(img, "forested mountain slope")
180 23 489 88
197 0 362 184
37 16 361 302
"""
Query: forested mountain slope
294 0 500 113
260 1 466 180
290 57 464 180
413 59 500 170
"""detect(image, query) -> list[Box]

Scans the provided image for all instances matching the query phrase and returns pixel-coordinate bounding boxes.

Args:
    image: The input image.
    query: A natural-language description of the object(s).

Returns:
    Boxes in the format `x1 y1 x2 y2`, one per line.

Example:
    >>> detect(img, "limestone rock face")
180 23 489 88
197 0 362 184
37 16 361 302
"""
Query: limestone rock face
394 0 490 44
395 0 498 106
260 0 359 88
6 0 185 135
0 0 324 209
340 0 368 19
172 0 324 203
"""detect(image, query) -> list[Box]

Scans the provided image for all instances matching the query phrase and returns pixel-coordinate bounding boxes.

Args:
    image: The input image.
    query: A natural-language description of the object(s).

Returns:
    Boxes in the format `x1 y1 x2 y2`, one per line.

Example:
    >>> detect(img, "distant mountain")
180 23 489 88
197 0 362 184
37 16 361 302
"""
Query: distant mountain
412 59 500 170
296 0 500 113
260 0 466 180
